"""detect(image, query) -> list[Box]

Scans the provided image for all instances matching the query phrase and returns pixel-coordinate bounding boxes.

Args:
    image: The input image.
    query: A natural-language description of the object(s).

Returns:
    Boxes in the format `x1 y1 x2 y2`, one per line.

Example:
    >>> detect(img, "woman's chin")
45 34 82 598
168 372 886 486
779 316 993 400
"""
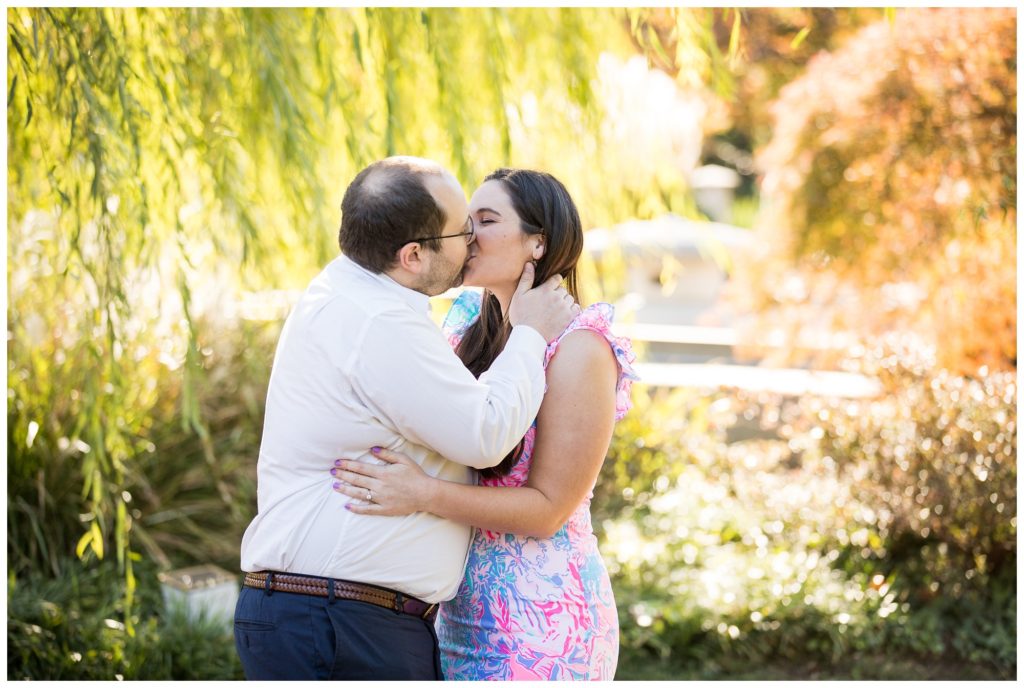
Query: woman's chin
460 265 512 293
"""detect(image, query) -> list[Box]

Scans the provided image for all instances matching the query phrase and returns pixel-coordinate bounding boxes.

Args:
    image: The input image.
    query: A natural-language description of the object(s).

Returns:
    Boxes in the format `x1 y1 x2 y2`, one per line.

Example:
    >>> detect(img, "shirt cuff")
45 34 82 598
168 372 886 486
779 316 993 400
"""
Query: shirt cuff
508 324 548 357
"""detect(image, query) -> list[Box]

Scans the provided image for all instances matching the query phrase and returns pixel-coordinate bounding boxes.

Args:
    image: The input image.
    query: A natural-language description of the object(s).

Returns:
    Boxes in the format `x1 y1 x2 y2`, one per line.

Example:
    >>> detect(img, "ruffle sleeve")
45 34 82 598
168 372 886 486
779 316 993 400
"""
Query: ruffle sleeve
441 289 483 348
543 302 639 420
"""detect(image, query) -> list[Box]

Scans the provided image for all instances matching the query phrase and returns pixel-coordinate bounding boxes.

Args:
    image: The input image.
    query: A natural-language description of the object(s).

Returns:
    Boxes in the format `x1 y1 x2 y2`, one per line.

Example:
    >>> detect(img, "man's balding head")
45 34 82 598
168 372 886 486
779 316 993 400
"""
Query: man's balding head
338 157 453 273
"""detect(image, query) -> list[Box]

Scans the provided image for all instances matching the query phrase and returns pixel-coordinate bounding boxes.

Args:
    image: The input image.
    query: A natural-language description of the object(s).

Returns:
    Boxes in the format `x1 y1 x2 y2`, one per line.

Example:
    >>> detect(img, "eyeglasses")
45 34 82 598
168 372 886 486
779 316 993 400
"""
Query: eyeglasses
403 221 475 248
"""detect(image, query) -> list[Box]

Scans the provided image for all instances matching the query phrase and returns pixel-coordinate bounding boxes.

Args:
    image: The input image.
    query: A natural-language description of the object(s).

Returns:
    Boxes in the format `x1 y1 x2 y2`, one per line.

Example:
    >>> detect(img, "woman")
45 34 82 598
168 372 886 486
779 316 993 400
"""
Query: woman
330 168 637 680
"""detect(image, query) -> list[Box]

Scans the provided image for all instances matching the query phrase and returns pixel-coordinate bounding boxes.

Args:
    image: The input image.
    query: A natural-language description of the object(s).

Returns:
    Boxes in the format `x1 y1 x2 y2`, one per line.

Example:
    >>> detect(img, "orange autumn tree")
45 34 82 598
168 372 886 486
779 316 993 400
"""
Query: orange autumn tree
745 7 1015 373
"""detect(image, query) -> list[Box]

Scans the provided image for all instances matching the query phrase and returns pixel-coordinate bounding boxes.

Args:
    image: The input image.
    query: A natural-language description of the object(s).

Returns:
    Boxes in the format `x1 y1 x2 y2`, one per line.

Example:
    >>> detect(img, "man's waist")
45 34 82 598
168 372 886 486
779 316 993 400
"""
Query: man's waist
243 571 439 622
241 521 471 603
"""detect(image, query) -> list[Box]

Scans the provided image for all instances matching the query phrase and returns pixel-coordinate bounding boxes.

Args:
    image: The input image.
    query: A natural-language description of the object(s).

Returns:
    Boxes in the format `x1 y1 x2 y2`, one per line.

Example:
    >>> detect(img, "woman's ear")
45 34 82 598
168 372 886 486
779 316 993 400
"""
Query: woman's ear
531 238 545 261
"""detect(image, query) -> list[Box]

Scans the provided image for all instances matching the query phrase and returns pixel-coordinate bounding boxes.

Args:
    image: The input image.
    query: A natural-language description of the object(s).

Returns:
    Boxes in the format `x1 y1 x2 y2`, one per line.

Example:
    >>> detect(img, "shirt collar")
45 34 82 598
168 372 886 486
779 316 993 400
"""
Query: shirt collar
335 254 431 313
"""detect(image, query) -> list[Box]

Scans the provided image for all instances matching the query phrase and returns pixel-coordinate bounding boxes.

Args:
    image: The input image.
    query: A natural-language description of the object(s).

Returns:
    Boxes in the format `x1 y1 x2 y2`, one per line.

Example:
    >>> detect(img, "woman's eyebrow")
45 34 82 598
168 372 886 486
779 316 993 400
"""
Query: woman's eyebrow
474 207 502 216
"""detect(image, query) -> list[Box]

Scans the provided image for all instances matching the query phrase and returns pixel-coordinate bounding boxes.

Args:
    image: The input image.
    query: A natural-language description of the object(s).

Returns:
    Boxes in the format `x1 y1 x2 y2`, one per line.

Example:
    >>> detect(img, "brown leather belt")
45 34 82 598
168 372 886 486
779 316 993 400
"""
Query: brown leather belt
243 571 438 623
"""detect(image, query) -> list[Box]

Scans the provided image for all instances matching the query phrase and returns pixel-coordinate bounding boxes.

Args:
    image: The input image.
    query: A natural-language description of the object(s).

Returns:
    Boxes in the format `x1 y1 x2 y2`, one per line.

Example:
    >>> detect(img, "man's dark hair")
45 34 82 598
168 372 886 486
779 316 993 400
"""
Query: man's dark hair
338 159 446 273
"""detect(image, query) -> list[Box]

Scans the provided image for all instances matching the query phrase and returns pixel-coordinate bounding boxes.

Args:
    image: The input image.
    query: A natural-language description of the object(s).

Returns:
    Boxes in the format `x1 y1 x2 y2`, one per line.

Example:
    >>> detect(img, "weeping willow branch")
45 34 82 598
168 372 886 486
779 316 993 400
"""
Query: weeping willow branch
7 6 725 627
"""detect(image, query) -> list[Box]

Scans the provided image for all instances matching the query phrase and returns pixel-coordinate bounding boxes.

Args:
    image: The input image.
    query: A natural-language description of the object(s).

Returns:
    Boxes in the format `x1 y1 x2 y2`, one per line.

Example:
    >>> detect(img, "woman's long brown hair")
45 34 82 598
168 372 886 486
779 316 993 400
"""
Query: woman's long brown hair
455 168 584 478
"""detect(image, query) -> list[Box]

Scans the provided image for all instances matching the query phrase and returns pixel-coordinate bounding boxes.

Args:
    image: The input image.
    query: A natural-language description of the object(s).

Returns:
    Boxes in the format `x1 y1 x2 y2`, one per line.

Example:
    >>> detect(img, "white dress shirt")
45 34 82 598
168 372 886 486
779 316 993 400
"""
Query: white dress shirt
240 255 547 603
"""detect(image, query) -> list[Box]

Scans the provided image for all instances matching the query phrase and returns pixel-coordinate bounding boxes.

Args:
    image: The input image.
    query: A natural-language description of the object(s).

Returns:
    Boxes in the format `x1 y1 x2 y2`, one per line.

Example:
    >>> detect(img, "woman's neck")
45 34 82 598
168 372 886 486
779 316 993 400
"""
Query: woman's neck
490 285 514 319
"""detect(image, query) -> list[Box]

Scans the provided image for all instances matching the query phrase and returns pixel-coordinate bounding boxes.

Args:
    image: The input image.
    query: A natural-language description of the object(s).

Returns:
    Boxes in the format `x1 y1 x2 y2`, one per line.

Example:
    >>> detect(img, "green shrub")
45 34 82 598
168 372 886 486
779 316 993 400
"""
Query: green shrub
8 313 277 582
813 353 1016 593
7 557 243 680
125 315 278 573
599 348 1015 679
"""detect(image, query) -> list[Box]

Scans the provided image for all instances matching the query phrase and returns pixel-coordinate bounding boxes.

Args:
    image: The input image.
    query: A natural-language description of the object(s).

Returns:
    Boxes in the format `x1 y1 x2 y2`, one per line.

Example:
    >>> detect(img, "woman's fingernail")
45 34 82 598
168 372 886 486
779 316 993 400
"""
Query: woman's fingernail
332 481 341 490
344 504 351 511
334 459 343 467
330 468 338 476
371 447 381 454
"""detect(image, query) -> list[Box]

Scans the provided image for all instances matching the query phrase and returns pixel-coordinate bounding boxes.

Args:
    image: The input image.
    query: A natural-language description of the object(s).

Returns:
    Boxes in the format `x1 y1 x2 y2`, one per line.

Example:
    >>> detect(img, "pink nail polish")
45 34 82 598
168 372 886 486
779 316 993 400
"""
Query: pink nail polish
334 459 343 466
371 446 381 454
344 504 351 511
332 481 341 490
330 468 338 475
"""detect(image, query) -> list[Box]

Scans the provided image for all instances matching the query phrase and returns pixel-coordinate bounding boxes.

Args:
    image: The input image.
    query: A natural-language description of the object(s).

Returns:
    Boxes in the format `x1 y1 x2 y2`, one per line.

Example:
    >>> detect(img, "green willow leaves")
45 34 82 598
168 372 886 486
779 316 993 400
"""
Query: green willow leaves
8 6 727 624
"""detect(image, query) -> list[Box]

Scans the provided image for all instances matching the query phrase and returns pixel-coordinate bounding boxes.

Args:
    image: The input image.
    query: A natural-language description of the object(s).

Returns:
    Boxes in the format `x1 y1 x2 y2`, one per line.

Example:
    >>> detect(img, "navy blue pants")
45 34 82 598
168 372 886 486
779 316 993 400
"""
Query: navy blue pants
233 585 443 680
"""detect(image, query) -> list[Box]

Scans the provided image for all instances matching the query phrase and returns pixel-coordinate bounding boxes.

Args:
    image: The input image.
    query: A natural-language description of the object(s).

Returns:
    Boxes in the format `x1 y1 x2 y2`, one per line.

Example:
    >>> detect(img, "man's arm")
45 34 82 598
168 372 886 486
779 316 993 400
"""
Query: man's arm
350 307 547 469
347 263 576 469
333 329 620 537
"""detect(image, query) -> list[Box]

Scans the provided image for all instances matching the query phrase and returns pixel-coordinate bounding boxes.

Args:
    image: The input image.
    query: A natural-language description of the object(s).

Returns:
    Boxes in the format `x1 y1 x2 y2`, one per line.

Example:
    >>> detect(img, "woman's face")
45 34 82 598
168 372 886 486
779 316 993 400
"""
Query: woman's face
463 180 542 292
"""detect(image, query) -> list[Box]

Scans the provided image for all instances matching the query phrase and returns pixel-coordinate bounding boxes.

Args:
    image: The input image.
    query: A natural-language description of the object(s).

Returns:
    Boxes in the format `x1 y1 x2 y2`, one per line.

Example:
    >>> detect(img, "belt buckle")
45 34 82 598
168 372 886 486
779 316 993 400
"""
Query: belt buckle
421 602 437 620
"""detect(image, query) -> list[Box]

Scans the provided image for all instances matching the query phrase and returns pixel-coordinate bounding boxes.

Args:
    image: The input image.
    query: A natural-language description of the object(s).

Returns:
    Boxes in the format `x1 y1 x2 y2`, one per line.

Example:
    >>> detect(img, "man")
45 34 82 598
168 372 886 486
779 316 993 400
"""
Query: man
234 156 576 680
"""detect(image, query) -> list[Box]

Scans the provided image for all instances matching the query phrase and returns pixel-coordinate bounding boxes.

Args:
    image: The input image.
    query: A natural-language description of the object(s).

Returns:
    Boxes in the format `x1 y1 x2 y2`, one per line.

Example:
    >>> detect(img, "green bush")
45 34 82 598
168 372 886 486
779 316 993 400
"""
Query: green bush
7 557 242 680
125 315 278 573
809 353 1016 593
8 313 277 582
598 348 1015 679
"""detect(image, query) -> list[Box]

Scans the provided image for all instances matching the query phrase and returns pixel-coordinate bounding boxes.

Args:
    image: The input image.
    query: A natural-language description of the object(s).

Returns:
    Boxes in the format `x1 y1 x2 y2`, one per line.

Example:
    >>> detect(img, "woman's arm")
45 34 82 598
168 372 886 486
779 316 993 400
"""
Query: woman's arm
332 329 619 538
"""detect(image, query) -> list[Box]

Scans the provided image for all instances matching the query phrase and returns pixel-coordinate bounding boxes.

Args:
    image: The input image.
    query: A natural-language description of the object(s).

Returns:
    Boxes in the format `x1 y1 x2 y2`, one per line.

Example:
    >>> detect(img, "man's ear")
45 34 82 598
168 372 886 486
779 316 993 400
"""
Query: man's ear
396 242 426 274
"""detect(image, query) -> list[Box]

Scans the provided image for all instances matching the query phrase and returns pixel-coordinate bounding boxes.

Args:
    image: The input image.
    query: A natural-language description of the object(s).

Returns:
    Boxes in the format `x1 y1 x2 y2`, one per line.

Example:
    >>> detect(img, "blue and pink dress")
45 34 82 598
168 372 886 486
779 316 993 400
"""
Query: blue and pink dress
436 291 638 680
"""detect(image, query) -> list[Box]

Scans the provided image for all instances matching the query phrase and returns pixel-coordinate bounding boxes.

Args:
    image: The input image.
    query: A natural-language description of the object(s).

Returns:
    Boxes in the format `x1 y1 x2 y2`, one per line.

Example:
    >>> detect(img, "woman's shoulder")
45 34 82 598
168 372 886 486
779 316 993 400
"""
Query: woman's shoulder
544 301 640 420
546 325 619 376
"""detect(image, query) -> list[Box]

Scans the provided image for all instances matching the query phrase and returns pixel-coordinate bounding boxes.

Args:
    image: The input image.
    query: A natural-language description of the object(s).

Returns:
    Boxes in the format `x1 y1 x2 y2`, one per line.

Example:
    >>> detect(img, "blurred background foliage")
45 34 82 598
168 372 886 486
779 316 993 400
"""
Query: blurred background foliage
596 350 1015 679
7 6 1015 680
734 7 1016 375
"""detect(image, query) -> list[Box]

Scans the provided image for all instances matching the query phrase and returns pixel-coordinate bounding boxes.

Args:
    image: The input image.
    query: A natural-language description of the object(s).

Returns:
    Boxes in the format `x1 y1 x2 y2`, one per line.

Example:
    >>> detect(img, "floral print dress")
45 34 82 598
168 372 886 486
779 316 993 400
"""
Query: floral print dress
436 290 639 681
